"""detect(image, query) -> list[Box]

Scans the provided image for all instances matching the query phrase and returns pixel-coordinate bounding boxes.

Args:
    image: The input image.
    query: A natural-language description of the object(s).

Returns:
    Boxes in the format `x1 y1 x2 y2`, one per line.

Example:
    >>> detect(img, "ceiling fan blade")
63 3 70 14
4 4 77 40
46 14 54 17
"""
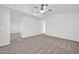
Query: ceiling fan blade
34 6 38 9
48 9 52 11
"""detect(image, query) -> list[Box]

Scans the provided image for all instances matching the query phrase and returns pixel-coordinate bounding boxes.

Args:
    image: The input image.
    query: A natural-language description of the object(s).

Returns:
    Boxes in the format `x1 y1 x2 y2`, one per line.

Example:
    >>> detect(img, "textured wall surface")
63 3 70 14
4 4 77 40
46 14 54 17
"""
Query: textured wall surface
0 6 10 46
46 13 79 42
20 14 43 38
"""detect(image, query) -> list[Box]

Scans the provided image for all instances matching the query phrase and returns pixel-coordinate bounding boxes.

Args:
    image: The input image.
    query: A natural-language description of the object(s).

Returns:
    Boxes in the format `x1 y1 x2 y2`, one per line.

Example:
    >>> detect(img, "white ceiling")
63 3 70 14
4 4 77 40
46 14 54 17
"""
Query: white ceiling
2 4 79 18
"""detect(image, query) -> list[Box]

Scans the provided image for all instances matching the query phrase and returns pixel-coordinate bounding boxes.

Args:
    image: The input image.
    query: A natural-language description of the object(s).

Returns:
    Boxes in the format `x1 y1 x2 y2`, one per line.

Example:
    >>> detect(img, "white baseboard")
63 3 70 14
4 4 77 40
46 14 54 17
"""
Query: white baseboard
0 41 10 47
21 33 44 38
45 33 79 42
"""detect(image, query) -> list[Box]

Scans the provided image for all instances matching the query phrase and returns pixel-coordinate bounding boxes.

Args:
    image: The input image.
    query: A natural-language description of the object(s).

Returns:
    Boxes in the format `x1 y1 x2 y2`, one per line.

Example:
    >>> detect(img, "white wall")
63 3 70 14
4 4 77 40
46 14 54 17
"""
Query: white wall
10 9 43 38
46 13 79 42
43 20 46 33
0 6 10 46
10 10 22 33
21 15 43 38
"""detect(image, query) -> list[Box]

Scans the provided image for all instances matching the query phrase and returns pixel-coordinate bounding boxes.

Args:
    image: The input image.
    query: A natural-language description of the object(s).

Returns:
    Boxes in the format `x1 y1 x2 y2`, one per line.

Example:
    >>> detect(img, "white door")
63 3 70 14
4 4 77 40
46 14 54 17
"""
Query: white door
0 6 10 46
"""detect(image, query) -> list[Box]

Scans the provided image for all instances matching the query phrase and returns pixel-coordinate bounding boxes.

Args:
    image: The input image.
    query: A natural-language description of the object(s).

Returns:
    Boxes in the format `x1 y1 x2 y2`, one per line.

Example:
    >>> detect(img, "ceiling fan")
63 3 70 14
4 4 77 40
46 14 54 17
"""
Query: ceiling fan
34 4 52 14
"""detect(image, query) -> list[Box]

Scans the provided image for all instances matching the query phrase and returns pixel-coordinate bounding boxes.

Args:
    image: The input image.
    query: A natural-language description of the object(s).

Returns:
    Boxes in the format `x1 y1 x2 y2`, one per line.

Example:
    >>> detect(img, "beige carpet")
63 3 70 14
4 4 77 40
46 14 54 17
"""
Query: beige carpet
0 34 79 54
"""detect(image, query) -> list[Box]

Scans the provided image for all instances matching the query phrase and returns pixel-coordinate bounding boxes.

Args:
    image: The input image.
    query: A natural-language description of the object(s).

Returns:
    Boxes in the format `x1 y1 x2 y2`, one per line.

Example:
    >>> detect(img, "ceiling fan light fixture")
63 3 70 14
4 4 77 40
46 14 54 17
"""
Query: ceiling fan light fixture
34 4 52 14
40 10 45 13
40 8 47 14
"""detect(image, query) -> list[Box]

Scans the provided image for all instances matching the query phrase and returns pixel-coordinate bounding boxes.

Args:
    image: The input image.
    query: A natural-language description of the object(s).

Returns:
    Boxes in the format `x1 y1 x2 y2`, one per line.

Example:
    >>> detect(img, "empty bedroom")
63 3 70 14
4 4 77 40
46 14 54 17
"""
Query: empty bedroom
0 4 79 54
